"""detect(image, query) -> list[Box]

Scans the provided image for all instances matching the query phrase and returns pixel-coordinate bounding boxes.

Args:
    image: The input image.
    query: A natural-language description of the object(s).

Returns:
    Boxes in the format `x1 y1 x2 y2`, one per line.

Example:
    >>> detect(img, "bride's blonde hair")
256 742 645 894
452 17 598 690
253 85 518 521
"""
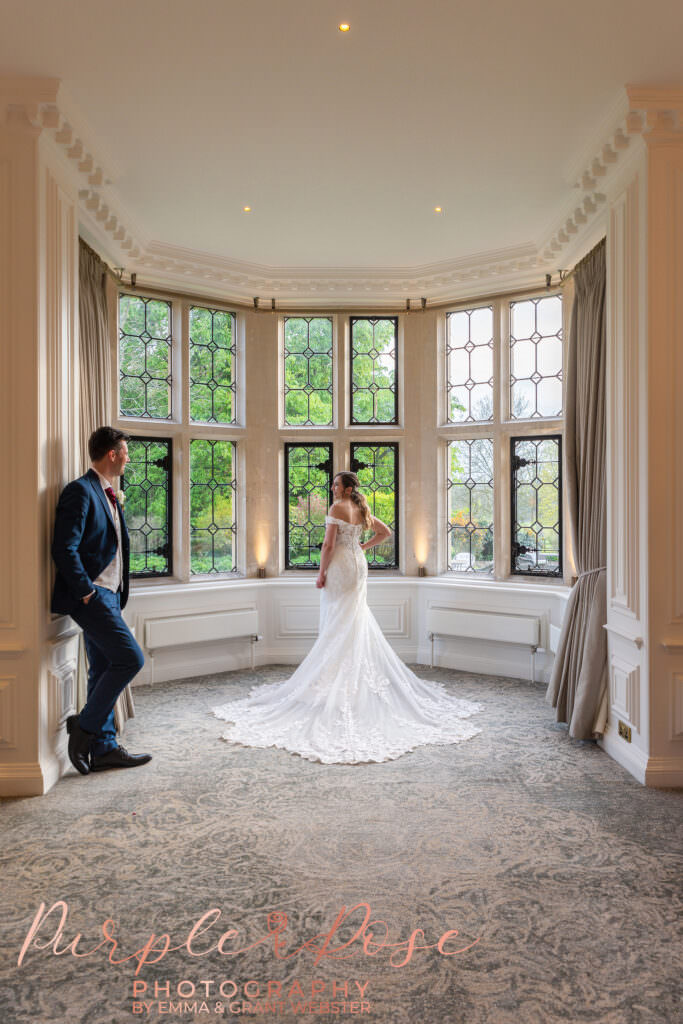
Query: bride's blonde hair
335 471 372 530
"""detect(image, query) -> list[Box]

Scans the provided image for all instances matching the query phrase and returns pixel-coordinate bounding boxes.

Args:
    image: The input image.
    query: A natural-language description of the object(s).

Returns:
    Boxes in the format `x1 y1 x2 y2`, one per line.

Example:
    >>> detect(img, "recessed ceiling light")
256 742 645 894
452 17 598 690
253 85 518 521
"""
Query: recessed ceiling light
434 206 443 213
338 23 350 32
243 206 252 212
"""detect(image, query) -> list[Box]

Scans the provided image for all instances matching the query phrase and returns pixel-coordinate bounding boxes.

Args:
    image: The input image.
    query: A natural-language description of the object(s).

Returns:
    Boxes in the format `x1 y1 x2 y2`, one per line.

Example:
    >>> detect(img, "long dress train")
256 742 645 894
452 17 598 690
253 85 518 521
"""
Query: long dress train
211 515 483 763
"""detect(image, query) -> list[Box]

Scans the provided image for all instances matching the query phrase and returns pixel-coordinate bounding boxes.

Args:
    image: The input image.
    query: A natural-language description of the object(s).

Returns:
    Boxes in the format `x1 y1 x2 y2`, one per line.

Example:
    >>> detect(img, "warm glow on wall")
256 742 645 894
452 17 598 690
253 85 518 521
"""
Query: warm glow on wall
414 530 429 567
255 526 269 567
338 23 350 32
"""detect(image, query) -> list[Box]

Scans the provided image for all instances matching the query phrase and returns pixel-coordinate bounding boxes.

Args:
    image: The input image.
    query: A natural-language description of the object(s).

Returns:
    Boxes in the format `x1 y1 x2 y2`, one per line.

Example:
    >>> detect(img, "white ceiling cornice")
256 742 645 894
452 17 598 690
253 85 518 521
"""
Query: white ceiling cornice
10 76 683 307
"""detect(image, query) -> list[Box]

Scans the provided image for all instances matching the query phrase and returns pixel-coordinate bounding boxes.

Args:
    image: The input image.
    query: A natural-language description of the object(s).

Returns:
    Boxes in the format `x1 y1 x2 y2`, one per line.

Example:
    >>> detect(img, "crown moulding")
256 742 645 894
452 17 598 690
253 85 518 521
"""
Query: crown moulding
538 86 683 270
4 77 683 305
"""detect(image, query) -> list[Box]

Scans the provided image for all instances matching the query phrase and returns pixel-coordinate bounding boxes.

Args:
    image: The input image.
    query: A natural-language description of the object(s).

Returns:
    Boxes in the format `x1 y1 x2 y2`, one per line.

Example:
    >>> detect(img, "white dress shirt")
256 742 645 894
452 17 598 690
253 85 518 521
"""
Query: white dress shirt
92 468 123 593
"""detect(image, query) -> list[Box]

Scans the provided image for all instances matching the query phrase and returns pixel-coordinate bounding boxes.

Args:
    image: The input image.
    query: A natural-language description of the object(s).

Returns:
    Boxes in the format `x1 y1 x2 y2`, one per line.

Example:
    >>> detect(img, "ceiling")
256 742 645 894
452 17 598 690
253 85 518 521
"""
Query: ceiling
2 0 683 280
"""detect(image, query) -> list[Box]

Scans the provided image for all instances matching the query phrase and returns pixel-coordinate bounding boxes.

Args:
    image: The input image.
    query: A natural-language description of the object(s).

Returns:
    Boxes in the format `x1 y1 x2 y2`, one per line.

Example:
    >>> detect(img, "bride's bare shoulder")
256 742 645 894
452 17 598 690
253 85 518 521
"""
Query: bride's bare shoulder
329 500 363 525
328 501 350 522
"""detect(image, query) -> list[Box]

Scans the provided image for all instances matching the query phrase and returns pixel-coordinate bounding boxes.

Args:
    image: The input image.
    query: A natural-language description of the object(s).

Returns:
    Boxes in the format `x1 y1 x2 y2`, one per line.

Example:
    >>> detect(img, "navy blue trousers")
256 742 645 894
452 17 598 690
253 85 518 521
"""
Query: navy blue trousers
69 585 144 755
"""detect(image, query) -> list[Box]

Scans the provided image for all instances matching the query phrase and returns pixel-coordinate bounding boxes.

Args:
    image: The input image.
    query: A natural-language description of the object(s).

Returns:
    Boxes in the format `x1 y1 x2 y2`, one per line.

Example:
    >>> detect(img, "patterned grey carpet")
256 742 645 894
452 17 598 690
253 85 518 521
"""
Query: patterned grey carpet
1 666 681 1024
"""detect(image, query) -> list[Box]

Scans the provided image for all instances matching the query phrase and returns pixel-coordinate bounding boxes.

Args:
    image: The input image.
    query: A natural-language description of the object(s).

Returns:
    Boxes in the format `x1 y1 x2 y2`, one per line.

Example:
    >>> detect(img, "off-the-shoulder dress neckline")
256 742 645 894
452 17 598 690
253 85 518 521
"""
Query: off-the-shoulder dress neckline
326 514 363 527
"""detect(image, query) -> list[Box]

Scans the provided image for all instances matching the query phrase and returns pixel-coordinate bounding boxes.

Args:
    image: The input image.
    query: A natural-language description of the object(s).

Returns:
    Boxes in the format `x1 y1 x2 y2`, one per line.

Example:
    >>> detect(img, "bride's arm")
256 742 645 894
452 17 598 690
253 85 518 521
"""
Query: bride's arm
360 515 393 551
316 521 338 588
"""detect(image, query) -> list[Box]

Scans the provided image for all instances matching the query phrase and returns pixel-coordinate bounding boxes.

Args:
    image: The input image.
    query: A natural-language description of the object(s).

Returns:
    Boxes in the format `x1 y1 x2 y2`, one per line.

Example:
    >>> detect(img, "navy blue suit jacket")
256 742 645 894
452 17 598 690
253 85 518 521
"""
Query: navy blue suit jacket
51 469 130 615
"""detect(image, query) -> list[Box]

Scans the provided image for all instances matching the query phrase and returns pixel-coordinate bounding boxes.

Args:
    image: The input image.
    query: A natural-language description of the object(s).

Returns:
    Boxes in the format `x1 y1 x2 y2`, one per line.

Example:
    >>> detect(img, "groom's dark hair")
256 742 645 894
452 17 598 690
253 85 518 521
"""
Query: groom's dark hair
88 426 130 463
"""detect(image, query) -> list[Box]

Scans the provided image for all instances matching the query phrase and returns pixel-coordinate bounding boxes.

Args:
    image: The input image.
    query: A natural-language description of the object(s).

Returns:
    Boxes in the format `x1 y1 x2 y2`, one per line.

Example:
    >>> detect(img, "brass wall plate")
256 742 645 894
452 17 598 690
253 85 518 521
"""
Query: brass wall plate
618 720 632 743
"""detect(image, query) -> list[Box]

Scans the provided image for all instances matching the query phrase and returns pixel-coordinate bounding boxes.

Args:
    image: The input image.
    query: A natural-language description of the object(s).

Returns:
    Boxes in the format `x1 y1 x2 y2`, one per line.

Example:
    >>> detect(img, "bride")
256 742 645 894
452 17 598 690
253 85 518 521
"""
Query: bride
212 472 483 763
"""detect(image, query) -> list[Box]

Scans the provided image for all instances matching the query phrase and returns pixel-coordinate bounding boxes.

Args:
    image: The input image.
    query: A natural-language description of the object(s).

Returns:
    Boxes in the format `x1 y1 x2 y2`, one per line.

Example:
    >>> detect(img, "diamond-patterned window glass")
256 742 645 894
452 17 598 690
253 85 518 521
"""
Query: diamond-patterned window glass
350 443 398 569
350 317 398 424
283 317 333 426
511 435 562 578
285 443 333 569
119 294 172 419
509 295 563 420
190 440 237 575
447 439 494 574
446 306 494 423
189 306 237 424
121 437 172 578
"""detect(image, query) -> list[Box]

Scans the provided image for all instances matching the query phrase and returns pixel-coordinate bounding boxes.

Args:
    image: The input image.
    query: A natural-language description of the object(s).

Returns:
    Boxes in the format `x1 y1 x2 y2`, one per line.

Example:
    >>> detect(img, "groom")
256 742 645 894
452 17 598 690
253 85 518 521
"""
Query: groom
51 426 151 775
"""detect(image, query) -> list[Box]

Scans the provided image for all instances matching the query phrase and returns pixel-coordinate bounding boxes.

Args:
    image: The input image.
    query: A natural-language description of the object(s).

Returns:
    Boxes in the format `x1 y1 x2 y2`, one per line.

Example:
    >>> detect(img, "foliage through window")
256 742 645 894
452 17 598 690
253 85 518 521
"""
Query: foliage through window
350 317 398 424
511 436 562 577
190 440 237 575
447 439 494 574
284 444 333 569
283 317 333 426
121 437 172 578
119 295 172 419
350 443 398 568
189 306 237 424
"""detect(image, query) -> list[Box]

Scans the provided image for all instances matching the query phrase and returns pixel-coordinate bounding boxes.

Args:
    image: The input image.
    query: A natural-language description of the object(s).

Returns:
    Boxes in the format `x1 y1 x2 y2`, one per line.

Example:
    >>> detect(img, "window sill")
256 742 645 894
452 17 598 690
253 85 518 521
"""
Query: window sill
432 573 571 594
130 572 571 597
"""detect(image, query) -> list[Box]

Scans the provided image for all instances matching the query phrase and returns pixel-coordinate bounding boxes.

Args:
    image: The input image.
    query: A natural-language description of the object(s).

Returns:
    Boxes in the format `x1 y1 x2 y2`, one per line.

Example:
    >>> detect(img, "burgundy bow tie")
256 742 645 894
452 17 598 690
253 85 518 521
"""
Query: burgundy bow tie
104 486 117 508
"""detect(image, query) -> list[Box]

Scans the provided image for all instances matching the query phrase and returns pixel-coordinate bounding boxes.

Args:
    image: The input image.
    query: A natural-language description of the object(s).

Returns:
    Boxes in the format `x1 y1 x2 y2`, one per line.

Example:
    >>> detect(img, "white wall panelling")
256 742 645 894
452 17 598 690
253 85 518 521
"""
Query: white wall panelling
0 77 80 796
603 135 650 781
125 578 569 688
47 633 79 733
643 92 683 786
0 677 18 749
609 655 641 732
671 674 683 740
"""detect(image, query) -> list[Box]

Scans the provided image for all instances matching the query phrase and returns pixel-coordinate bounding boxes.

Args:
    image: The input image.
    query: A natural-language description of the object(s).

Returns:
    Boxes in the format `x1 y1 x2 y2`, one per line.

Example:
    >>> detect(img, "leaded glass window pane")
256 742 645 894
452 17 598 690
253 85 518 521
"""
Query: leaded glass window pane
350 317 398 424
189 306 237 424
190 440 237 575
446 306 494 422
447 439 494 574
351 443 398 569
510 295 563 420
119 295 172 419
285 443 332 569
283 317 333 426
122 437 172 578
511 436 562 577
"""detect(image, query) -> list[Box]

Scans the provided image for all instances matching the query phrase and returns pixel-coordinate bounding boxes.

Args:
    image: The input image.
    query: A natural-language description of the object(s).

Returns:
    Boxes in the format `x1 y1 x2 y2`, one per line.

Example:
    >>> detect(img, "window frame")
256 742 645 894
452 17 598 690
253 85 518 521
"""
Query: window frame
440 288 568 583
283 441 334 570
281 315 336 429
188 304 239 427
113 287 246 584
509 433 564 580
122 435 174 580
349 315 400 427
350 440 400 570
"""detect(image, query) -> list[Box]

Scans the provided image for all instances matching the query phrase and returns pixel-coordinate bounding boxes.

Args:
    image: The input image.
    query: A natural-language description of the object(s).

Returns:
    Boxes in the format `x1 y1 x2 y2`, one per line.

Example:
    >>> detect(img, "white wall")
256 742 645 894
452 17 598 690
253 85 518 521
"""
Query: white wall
601 89 683 788
124 578 569 688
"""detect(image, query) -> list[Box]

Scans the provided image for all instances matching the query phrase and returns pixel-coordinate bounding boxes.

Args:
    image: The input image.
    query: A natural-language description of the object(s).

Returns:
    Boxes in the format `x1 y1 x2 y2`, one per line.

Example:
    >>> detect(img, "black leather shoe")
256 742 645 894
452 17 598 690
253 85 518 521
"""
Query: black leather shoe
90 746 152 771
66 714 92 775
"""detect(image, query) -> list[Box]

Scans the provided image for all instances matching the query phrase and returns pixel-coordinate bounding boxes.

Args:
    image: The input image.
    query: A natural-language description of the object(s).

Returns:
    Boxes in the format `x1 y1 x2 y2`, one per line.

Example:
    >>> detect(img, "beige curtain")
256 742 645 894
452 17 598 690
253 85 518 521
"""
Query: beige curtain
546 239 607 738
77 239 135 733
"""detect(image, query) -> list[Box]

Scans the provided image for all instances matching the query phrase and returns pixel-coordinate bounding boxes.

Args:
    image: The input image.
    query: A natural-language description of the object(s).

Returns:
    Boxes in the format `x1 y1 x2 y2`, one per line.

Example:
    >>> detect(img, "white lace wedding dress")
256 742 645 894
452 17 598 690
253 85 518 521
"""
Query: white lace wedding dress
211 515 483 763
